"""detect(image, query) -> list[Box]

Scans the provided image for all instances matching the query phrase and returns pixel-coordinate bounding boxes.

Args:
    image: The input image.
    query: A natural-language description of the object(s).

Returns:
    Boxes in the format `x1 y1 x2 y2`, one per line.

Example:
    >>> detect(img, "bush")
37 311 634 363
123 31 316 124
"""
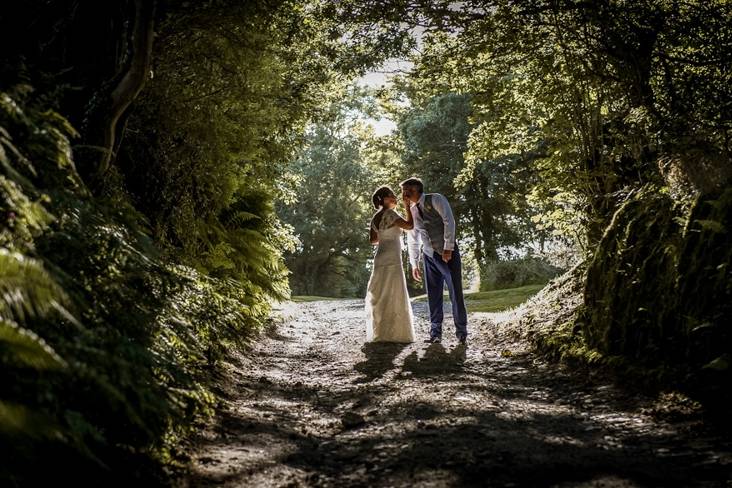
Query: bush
479 256 563 291
0 90 272 485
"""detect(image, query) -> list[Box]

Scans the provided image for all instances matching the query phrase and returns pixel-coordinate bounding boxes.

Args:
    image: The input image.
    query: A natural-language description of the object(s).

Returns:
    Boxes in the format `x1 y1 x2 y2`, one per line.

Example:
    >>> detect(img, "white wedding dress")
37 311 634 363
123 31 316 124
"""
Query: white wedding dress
365 208 415 343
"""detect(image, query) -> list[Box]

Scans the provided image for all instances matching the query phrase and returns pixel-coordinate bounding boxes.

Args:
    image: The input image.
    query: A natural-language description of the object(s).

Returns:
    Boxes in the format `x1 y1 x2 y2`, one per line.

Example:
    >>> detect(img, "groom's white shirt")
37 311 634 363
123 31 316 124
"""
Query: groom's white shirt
407 192 456 268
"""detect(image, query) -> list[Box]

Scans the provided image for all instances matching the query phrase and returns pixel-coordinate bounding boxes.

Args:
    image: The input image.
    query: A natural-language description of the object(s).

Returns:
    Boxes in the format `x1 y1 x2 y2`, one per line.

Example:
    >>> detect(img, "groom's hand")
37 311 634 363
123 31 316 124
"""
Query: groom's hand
442 250 453 263
412 267 422 282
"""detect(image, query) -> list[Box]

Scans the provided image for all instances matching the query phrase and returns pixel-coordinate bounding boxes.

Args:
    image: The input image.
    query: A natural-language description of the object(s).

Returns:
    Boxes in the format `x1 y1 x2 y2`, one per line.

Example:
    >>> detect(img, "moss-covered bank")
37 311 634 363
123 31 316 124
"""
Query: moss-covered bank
523 185 731 410
583 186 731 372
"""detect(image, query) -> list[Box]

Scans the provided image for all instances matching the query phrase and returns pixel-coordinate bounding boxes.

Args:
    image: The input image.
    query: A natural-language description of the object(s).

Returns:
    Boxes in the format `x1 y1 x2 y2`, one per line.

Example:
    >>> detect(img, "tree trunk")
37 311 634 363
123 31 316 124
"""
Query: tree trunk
470 205 483 266
84 0 156 188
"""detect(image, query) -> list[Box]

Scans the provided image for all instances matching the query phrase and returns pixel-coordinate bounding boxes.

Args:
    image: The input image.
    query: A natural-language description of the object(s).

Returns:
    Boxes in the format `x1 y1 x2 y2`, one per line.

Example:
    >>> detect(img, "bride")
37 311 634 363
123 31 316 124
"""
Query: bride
365 186 415 343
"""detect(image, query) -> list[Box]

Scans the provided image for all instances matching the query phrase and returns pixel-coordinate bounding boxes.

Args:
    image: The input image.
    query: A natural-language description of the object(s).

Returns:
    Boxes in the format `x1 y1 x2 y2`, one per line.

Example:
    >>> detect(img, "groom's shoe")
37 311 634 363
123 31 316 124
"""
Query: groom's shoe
458 336 467 345
424 336 441 344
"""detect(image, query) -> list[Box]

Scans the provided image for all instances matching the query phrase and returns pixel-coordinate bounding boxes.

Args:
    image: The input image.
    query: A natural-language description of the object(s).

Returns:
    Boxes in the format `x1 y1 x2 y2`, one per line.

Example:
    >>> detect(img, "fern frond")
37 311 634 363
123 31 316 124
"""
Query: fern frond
0 400 60 439
223 210 261 228
0 128 36 188
0 318 66 369
0 249 74 324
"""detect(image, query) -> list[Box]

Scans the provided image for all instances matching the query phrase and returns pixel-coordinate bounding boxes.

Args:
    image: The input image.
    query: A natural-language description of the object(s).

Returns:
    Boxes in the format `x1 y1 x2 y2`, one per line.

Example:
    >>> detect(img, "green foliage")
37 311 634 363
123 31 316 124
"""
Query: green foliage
118 2 311 301
399 92 472 198
582 186 682 360
479 256 563 292
392 90 542 281
676 188 732 367
1 1 410 484
1 0 728 480
0 250 70 326
581 185 732 384
312 2 732 412
117 0 400 303
0 90 271 484
1 1 412 481
279 86 379 297
0 317 64 371
391 0 731 250
398 92 471 236
352 1 731 392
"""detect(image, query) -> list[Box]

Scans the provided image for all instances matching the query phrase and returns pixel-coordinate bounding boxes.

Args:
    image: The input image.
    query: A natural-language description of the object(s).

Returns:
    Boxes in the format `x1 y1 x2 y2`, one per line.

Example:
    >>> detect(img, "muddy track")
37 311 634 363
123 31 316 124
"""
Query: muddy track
183 300 731 487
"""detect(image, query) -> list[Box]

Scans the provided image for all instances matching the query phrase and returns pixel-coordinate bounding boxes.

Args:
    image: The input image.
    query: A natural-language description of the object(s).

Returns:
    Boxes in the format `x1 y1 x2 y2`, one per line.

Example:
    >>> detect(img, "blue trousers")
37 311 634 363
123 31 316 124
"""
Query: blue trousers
423 246 468 339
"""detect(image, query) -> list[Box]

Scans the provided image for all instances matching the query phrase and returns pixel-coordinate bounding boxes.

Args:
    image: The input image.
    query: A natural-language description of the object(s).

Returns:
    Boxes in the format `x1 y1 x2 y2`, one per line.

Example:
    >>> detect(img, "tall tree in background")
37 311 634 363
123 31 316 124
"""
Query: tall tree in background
397 91 538 269
279 87 380 297
399 93 470 225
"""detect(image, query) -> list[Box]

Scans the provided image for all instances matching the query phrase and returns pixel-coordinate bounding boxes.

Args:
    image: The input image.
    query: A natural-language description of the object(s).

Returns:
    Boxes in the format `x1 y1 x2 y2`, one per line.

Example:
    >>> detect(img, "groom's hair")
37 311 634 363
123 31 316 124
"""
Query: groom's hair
399 177 424 194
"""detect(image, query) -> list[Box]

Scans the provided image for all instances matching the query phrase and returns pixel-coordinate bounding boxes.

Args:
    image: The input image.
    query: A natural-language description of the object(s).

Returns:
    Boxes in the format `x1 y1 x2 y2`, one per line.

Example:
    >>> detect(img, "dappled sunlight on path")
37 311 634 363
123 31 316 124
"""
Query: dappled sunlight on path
184 300 731 487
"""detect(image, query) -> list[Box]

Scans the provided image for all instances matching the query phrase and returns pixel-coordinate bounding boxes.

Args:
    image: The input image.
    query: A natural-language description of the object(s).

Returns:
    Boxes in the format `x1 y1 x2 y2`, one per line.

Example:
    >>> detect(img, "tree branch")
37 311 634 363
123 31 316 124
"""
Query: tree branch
92 0 156 185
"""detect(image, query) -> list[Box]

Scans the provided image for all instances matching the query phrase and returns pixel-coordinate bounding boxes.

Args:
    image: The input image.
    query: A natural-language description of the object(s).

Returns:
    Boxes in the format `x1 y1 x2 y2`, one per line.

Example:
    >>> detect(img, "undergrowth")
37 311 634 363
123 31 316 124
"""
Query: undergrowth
0 89 280 485
520 186 731 415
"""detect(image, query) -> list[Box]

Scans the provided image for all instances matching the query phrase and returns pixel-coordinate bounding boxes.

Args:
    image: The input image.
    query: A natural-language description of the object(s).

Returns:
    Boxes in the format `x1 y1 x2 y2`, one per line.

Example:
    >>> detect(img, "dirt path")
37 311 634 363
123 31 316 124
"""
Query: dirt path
183 300 731 487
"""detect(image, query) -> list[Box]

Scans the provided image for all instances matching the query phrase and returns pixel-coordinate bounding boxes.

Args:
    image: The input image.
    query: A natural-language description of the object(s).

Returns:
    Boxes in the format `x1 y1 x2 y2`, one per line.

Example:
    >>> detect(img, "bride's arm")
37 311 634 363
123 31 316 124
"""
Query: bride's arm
393 197 414 230
369 211 382 245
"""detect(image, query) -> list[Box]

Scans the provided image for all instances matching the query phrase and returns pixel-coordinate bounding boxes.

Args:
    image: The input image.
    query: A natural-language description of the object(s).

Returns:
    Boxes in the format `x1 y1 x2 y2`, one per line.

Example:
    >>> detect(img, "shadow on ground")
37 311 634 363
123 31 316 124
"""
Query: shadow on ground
185 300 731 487
354 343 410 382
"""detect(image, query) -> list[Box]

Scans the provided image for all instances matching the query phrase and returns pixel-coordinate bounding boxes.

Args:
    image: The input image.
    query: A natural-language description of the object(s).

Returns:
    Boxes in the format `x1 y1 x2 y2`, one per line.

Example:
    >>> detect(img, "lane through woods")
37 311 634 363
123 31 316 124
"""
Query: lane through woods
184 300 730 487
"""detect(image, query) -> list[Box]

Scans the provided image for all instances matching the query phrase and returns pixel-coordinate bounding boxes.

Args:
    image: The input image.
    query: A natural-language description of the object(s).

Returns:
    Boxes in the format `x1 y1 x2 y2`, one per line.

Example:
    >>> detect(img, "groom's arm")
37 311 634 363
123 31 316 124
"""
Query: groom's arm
407 226 421 268
407 227 423 282
433 194 456 260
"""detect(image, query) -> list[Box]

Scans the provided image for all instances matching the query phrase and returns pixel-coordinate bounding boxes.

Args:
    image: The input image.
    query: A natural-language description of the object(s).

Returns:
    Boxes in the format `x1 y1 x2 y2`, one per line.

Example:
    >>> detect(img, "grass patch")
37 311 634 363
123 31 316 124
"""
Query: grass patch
413 283 545 313
290 295 352 303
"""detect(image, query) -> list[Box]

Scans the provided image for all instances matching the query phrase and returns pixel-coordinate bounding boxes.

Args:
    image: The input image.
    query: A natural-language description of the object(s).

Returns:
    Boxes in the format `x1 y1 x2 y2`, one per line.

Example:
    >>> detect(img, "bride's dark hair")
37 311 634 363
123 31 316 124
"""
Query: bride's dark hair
371 186 395 209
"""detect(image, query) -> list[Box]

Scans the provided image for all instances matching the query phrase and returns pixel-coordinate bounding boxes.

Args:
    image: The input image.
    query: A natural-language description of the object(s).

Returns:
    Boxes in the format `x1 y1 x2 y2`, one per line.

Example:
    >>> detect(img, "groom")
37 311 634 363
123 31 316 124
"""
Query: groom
401 177 468 344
